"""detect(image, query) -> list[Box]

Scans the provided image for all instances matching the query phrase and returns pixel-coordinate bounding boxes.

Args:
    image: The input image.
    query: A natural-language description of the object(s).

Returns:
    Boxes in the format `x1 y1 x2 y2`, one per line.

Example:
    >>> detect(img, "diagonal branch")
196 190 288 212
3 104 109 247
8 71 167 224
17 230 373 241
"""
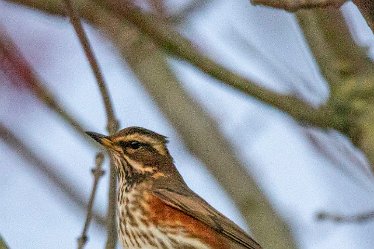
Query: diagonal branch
61 1 119 248
93 0 348 132
111 21 297 249
0 122 106 227
62 0 118 134
250 0 345 11
7 0 348 132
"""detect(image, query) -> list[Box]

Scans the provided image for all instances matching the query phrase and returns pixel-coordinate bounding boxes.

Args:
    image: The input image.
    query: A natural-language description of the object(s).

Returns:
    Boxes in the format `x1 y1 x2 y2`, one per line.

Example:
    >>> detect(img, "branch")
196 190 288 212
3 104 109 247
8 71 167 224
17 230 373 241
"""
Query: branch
61 1 119 248
253 0 374 35
250 0 345 11
296 8 371 92
6 0 348 132
92 0 348 132
62 0 118 134
0 122 106 227
297 8 374 168
317 210 374 222
77 153 105 249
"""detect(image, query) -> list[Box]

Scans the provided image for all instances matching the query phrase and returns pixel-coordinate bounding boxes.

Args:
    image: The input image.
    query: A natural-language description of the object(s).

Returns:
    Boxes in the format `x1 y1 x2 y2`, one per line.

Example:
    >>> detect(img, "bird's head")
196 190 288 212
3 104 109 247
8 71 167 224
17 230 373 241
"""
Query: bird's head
86 127 173 181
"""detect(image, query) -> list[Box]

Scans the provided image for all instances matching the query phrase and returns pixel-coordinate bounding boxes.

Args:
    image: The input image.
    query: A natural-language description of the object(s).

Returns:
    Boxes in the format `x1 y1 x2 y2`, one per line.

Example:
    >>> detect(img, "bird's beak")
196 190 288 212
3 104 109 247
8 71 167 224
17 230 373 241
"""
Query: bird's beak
86 131 114 149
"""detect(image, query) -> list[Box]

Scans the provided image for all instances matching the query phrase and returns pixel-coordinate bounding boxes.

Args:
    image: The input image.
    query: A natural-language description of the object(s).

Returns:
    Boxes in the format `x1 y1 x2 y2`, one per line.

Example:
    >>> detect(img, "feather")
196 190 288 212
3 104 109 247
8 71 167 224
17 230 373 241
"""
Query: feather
152 182 262 249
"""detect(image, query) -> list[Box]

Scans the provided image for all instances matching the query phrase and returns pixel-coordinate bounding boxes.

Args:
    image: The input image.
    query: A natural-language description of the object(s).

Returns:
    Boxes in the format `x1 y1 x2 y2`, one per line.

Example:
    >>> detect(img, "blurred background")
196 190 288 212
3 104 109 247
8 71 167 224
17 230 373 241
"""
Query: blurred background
1 0 374 248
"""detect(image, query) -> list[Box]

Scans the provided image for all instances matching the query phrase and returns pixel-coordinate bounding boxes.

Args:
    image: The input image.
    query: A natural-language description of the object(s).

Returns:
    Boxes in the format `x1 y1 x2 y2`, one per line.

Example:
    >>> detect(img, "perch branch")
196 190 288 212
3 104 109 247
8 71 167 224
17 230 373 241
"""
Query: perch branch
77 153 105 249
62 1 119 248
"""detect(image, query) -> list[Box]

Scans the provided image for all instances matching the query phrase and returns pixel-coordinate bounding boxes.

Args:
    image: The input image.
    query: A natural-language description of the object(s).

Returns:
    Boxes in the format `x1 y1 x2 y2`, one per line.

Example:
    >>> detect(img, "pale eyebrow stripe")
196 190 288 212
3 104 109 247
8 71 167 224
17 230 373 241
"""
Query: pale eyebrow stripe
113 134 168 156
113 134 158 144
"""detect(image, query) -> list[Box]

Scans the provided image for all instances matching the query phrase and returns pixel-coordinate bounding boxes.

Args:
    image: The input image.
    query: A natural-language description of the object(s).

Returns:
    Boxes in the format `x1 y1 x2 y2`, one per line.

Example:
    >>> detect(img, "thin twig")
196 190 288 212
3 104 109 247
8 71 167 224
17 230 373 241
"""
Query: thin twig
228 24 320 102
317 210 374 223
61 1 119 248
0 122 106 226
78 153 105 249
250 0 345 12
305 129 372 190
62 0 118 134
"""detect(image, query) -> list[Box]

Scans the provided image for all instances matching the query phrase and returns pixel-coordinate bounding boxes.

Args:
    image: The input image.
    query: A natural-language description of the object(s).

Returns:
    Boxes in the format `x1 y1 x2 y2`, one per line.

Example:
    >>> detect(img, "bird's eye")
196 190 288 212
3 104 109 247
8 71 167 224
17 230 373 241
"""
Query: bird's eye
128 141 142 149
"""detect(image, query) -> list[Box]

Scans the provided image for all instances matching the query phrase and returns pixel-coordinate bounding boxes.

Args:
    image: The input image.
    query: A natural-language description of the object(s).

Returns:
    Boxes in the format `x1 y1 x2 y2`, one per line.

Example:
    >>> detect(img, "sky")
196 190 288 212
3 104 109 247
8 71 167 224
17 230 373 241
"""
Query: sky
1 0 374 248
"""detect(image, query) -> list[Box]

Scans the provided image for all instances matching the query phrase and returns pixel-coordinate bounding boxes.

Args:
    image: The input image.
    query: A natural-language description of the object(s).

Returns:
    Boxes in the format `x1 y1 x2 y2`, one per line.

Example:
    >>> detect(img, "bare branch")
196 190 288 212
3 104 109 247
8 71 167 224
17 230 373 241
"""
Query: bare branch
78 153 105 249
61 1 119 248
113 23 297 249
61 0 118 134
296 9 371 92
0 122 106 227
92 0 348 132
7 0 348 132
250 0 345 12
317 210 374 222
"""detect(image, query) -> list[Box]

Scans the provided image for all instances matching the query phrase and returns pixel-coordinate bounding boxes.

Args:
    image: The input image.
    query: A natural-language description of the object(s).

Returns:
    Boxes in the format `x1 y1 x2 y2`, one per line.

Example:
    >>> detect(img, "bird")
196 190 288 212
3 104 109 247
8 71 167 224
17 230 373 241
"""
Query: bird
86 126 262 249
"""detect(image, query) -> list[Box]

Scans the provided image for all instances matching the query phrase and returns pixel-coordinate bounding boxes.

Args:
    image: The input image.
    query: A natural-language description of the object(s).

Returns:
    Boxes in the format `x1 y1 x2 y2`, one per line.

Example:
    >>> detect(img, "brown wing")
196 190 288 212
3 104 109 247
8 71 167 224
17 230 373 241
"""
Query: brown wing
152 185 262 249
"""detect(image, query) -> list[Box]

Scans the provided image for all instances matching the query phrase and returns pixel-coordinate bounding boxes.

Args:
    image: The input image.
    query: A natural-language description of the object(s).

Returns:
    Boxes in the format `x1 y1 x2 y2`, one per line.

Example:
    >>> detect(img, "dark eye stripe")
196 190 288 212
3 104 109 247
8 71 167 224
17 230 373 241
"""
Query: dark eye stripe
118 141 147 149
